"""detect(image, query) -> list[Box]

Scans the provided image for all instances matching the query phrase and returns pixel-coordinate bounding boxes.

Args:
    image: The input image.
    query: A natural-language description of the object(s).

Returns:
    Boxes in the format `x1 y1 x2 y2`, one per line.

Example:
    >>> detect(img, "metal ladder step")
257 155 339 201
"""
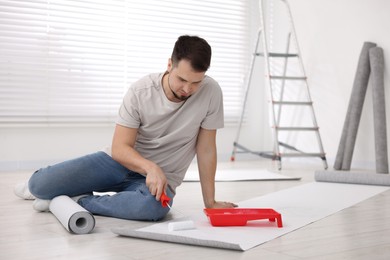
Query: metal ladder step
275 126 319 131
279 152 326 158
272 101 313 105
256 52 298 58
269 75 307 80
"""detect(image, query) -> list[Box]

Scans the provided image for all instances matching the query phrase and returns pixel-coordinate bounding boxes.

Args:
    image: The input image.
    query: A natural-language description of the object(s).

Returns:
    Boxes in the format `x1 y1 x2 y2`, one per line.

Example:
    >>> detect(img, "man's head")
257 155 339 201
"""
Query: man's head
164 35 212 102
170 35 211 72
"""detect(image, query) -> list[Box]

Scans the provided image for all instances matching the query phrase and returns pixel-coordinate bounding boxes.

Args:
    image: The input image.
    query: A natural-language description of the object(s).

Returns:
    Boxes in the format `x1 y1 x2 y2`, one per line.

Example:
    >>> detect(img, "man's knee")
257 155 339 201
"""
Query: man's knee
137 194 170 221
28 168 54 199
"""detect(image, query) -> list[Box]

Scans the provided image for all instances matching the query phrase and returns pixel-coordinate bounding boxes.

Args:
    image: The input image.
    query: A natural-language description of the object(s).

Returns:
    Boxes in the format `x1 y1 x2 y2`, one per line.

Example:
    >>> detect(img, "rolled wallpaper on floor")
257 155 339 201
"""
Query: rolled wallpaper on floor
49 195 95 234
112 182 389 251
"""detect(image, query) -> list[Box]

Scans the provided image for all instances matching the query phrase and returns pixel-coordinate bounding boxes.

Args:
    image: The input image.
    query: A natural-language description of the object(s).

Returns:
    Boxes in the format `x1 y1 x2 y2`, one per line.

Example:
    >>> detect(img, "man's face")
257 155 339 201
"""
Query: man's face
166 59 205 101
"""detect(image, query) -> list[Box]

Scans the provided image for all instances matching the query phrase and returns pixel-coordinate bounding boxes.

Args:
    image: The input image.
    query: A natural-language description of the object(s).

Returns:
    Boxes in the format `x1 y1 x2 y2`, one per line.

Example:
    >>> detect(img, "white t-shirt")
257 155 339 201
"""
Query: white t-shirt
114 72 224 191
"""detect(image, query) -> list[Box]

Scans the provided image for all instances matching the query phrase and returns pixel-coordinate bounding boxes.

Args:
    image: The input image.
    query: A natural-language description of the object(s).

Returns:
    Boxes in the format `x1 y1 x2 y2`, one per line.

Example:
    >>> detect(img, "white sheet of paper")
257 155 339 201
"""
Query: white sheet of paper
184 168 300 182
112 182 389 251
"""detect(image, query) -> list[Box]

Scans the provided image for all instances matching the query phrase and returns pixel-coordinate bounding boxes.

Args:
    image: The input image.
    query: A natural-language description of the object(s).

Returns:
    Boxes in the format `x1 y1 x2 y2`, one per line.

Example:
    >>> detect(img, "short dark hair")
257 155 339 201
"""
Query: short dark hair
171 35 212 72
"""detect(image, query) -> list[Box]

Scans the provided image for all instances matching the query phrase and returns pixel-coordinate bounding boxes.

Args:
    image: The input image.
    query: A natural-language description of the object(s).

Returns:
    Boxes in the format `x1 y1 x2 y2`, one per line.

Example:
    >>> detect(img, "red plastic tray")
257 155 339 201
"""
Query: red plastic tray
204 208 283 228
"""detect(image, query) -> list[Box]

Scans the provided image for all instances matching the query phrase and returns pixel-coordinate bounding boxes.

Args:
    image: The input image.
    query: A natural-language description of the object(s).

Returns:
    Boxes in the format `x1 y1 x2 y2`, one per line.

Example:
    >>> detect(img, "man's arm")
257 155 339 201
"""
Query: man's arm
111 124 167 201
196 128 237 208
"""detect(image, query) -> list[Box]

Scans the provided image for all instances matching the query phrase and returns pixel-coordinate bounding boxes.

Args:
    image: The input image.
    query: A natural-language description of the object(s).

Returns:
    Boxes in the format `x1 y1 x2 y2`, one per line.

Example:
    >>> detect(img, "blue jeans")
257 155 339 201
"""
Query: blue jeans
28 151 173 221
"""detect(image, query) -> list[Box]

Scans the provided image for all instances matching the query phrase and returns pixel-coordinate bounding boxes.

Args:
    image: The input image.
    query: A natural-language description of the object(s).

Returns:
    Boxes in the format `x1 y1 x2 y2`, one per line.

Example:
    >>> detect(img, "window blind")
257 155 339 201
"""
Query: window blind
0 0 251 125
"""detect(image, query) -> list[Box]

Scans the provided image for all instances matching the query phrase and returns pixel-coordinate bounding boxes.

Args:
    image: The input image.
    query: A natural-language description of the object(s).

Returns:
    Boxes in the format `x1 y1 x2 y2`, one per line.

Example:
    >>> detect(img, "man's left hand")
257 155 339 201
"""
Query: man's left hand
208 201 238 208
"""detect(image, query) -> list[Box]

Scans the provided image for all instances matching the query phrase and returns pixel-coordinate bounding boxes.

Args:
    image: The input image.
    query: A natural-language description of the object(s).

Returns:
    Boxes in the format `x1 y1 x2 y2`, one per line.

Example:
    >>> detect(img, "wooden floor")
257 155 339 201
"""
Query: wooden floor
1 159 390 259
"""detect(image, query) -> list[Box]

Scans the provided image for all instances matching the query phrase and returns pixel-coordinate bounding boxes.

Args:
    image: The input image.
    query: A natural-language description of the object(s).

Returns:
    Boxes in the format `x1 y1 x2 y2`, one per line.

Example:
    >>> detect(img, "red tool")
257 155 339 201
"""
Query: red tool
160 191 171 208
204 208 283 228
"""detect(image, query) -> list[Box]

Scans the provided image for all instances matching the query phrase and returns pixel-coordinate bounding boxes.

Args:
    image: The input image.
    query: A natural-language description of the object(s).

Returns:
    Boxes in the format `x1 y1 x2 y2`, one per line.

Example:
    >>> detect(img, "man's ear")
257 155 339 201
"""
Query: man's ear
167 58 173 72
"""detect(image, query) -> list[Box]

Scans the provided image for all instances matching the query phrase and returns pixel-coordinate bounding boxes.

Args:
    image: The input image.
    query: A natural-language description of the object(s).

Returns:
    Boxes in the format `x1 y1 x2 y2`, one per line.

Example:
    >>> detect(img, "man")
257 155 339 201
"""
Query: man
15 35 237 221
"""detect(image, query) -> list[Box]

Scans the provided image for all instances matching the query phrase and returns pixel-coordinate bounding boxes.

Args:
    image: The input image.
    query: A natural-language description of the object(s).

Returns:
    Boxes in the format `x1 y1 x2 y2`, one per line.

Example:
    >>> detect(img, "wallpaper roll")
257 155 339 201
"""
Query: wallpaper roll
315 170 390 186
168 220 196 231
334 42 377 170
370 47 389 173
49 195 95 234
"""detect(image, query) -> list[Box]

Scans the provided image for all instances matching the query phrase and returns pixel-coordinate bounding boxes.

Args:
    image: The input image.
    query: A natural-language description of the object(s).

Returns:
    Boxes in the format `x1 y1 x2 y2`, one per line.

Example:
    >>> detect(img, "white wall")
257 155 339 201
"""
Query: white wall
1 0 389 172
0 125 115 171
289 0 390 169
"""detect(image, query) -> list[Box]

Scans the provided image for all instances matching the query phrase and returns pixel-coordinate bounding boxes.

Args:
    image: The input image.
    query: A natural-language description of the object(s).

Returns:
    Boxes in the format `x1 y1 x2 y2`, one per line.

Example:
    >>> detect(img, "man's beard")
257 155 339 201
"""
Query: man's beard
168 73 191 101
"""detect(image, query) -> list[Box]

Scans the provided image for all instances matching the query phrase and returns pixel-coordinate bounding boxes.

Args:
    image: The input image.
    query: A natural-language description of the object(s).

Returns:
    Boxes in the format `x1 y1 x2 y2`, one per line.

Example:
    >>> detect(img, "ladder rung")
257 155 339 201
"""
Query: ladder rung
269 76 307 80
276 127 319 131
256 52 298 58
272 101 312 106
279 153 325 158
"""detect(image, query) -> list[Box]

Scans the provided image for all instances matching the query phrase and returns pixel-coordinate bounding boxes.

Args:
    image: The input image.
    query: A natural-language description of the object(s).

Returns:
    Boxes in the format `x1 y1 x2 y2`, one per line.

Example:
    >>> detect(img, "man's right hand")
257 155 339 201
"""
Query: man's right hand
145 164 167 201
112 125 168 201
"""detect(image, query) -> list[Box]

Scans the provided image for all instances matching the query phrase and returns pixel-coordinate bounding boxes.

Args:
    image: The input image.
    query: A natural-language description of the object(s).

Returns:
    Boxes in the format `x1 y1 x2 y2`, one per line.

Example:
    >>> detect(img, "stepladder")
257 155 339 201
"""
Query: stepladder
231 0 328 170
